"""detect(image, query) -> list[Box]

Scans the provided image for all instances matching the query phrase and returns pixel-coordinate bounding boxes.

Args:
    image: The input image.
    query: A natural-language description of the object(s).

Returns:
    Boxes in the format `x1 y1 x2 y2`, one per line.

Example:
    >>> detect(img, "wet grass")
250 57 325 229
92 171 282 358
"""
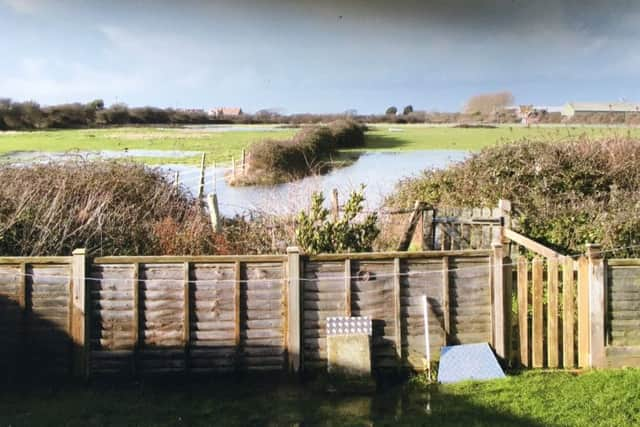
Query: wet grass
1 124 640 166
357 124 640 152
0 126 297 165
2 369 639 426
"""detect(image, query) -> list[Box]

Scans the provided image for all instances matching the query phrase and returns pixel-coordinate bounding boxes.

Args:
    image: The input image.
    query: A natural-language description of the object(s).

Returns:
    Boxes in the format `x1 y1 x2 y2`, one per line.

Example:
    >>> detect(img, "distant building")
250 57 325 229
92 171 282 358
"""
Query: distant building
207 107 243 117
562 102 640 117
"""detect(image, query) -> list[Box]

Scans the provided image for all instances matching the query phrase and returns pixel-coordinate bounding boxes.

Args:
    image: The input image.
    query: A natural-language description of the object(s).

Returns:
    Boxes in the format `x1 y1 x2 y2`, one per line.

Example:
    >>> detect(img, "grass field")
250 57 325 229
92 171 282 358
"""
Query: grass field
1 124 639 165
2 370 639 426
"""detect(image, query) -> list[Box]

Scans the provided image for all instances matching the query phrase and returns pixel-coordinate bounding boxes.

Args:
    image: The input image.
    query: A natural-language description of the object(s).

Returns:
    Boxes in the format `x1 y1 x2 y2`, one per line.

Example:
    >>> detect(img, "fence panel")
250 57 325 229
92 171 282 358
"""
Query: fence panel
0 257 74 380
514 255 580 369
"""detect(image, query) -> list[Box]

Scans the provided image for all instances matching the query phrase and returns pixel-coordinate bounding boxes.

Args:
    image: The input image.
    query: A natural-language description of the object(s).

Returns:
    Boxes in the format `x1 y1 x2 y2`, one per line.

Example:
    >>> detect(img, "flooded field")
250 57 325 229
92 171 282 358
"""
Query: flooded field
0 149 466 216
165 150 467 216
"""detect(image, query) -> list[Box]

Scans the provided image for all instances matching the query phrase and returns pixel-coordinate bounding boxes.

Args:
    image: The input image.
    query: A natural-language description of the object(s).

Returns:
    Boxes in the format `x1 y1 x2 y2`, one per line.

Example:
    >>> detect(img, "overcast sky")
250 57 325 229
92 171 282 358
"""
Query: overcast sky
1 0 639 113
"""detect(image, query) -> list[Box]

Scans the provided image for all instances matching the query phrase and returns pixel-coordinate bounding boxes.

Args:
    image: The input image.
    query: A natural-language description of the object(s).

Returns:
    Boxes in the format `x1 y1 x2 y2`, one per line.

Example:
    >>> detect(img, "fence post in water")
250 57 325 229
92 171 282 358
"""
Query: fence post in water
587 244 606 368
197 153 206 199
174 171 180 189
207 193 221 234
286 246 301 374
70 248 88 379
242 149 246 175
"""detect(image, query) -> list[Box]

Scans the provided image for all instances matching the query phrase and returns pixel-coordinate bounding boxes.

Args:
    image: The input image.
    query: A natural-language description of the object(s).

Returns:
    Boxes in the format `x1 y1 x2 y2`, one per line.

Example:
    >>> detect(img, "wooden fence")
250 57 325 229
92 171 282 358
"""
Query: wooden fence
0 213 636 380
0 248 509 379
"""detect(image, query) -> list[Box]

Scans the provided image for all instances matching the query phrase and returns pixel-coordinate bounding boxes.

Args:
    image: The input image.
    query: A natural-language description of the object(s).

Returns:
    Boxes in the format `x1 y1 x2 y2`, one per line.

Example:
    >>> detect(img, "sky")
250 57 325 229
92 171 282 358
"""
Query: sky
1 0 639 113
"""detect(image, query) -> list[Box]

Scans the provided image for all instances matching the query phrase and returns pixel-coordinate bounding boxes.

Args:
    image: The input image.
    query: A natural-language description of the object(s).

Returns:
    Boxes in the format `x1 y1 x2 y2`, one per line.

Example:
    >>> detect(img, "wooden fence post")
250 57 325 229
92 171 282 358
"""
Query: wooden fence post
587 244 606 368
331 189 339 221
423 209 435 250
498 199 512 256
492 243 509 361
71 248 88 379
207 193 222 233
577 256 590 367
286 247 301 373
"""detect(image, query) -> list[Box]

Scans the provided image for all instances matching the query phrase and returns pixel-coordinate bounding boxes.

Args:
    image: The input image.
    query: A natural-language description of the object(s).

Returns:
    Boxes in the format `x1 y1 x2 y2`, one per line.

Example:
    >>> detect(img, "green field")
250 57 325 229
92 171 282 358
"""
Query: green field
1 370 639 426
1 124 639 165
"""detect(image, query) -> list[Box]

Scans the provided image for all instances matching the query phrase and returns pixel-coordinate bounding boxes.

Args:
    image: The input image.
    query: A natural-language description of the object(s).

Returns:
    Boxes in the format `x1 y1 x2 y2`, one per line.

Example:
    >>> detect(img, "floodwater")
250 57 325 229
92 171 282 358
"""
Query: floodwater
164 150 467 216
1 149 467 216
0 149 201 164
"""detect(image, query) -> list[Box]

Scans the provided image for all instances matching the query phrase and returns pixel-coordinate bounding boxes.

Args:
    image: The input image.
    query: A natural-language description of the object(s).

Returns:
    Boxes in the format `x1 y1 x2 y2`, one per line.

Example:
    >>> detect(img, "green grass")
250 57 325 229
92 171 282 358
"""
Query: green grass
0 126 296 165
359 124 640 152
1 124 640 166
2 370 639 426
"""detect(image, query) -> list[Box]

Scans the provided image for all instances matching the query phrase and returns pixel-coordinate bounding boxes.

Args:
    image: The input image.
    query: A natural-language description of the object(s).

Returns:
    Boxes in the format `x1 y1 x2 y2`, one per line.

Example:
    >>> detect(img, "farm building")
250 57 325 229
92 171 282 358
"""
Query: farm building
207 107 243 117
562 102 640 118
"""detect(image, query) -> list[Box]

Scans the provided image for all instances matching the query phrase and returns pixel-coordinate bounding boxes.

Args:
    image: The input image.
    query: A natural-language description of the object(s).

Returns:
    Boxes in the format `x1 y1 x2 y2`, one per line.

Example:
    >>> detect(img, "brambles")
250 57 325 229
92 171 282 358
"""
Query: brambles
0 161 220 256
388 136 640 256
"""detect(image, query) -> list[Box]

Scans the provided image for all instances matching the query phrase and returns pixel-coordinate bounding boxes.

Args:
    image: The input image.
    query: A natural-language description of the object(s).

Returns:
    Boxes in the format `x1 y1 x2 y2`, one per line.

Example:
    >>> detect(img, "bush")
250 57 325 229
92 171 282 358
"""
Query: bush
0 161 222 256
387 136 640 256
328 119 366 148
296 187 379 254
241 121 366 185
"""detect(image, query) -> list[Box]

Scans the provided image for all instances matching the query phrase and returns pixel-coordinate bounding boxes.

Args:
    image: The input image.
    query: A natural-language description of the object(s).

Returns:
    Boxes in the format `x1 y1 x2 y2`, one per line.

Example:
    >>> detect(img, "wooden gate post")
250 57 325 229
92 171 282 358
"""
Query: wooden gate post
587 244 606 368
492 243 511 362
70 248 89 379
286 247 301 373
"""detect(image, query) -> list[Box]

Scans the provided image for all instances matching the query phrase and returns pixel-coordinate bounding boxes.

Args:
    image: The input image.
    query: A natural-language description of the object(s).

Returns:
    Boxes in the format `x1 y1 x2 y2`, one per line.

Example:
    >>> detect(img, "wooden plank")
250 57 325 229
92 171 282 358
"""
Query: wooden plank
308 250 492 261
562 257 575 368
397 201 426 251
532 257 544 368
606 259 640 266
0 257 72 264
577 256 589 368
286 248 301 373
547 257 559 368
492 244 506 360
94 255 288 264
234 261 241 348
344 259 351 317
183 261 190 374
393 258 402 364
132 263 140 377
504 229 567 261
423 209 434 250
517 257 529 367
587 245 605 368
442 256 450 344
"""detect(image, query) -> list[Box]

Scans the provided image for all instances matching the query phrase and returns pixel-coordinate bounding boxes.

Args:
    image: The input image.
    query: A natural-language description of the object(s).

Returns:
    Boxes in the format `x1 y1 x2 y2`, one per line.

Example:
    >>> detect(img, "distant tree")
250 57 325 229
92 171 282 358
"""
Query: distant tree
403 105 414 115
385 106 397 115
88 99 105 111
464 91 514 115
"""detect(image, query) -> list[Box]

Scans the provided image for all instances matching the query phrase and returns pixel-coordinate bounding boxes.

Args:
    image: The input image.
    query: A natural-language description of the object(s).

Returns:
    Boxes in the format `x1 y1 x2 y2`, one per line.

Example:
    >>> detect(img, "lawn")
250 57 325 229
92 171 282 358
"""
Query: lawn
1 124 639 165
1 370 638 426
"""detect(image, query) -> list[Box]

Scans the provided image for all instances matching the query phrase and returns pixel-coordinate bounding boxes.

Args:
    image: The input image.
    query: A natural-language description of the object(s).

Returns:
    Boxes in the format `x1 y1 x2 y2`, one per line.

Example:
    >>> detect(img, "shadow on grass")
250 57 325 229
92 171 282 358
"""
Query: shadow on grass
0 375 546 426
362 133 418 151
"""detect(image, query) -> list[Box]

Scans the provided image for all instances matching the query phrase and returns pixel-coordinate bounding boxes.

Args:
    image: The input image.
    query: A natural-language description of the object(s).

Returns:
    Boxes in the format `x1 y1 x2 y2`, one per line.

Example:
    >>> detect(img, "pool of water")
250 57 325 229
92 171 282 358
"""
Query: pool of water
164 150 467 216
0 149 201 164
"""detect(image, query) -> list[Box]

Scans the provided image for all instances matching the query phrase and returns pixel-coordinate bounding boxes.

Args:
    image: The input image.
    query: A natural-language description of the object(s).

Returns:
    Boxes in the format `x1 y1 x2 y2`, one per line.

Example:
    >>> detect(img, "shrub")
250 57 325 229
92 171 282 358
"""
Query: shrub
296 187 379 254
242 121 367 185
328 119 366 148
0 161 221 256
387 136 640 256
